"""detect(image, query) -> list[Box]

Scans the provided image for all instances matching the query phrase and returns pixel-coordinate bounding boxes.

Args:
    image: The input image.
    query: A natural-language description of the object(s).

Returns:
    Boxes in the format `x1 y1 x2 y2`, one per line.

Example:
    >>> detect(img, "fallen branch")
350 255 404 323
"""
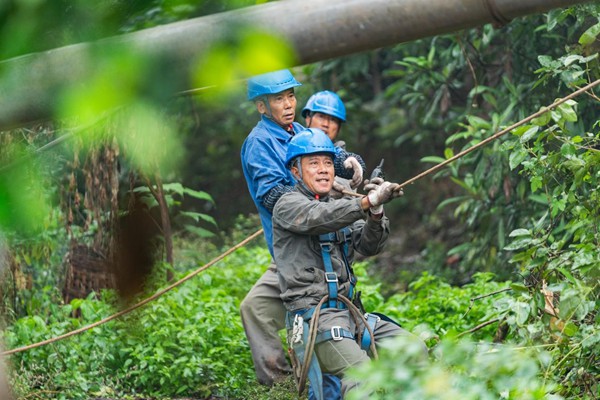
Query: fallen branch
457 318 502 338
461 287 511 319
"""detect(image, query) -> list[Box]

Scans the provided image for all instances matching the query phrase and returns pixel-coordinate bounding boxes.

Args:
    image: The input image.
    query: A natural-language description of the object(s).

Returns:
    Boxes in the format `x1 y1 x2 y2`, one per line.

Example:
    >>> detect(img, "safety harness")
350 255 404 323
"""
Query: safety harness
286 227 380 400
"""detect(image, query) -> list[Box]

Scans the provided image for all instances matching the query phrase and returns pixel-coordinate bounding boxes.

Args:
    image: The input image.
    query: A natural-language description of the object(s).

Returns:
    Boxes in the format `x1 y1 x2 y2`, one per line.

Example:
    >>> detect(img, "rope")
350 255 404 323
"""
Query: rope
297 295 328 395
5 78 599 356
296 294 378 397
397 78 600 189
1 228 264 356
342 77 600 197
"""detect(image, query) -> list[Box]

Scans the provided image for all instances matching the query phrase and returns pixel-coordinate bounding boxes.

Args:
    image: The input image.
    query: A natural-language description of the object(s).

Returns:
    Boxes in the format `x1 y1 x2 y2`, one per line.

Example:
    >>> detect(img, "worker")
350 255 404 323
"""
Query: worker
302 90 357 198
239 69 367 387
272 128 427 398
302 90 346 143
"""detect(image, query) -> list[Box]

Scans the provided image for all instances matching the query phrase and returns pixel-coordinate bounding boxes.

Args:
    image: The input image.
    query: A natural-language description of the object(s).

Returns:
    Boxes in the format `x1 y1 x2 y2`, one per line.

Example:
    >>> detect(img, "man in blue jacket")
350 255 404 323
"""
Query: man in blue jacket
240 69 366 387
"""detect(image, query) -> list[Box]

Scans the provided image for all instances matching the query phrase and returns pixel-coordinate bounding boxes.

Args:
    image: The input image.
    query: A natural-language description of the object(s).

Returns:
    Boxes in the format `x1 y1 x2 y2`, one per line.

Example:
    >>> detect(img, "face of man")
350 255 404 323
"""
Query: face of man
305 112 341 141
257 89 297 127
292 154 334 196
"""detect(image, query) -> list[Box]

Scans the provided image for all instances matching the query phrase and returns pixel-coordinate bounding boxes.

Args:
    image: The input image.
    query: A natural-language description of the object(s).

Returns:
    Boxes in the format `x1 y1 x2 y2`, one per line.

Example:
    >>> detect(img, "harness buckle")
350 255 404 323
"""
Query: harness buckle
337 228 351 243
364 313 381 323
330 326 343 341
325 272 338 283
292 314 304 345
319 242 333 252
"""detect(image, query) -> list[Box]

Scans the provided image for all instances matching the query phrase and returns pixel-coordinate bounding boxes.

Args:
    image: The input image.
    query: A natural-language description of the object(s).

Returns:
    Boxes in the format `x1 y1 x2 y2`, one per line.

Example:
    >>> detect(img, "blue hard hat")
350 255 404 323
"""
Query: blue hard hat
301 90 346 122
247 69 302 101
285 128 337 167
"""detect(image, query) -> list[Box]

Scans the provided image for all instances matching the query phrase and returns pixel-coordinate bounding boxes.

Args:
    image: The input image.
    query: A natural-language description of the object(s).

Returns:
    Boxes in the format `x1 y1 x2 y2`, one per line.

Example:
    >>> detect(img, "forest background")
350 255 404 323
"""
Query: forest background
0 1 598 399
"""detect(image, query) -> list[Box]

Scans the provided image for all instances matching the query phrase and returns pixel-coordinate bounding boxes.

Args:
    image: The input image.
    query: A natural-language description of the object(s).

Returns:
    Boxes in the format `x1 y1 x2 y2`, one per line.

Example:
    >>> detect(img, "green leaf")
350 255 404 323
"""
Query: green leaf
530 176 543 193
466 115 491 130
197 213 217 226
531 109 551 126
562 54 583 66
560 143 577 157
515 302 531 325
557 102 578 122
510 283 529 293
185 225 216 238
182 187 214 203
520 126 540 143
528 194 549 205
509 228 531 237
556 267 577 285
420 156 446 164
563 321 579 337
444 148 455 159
436 196 469 210
579 21 600 45
537 55 557 68
511 124 533 137
509 147 528 170
162 182 185 197
504 237 533 251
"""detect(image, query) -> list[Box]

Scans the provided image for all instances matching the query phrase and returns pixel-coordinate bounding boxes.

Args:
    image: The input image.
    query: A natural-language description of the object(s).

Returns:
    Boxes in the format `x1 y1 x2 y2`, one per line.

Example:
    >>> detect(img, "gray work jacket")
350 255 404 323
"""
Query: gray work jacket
272 184 389 312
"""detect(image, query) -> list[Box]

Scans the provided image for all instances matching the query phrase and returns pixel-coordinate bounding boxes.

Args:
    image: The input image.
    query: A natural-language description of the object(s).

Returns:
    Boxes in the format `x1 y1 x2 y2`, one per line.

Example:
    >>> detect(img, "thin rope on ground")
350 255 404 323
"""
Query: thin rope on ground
1 228 264 356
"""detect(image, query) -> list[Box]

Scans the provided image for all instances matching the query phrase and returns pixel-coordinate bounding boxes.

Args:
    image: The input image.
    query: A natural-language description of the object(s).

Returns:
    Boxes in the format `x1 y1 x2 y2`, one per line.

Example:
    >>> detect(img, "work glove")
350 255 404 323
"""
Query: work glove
330 179 346 199
343 156 363 189
365 177 403 214
331 177 355 199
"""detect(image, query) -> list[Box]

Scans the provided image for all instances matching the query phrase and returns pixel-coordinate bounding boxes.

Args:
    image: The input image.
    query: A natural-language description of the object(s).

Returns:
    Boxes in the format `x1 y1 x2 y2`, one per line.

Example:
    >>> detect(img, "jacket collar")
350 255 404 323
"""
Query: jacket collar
260 115 296 141
297 181 330 201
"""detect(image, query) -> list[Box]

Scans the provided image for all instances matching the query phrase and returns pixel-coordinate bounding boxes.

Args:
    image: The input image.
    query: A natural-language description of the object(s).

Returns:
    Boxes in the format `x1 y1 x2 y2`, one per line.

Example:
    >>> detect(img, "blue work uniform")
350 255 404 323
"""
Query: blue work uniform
241 115 303 256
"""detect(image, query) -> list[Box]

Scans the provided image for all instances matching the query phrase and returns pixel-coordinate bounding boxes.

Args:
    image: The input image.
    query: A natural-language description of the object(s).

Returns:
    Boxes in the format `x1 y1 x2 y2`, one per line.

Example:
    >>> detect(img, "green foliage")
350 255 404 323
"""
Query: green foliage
347 337 560 400
134 181 217 238
500 95 599 399
383 272 508 341
2 2 599 399
5 242 271 399
309 5 600 399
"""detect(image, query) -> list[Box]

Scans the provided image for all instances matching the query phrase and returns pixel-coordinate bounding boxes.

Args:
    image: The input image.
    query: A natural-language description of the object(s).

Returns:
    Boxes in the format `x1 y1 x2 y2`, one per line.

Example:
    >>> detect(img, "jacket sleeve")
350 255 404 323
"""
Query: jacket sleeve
273 192 367 235
263 184 295 213
351 215 389 257
243 135 293 209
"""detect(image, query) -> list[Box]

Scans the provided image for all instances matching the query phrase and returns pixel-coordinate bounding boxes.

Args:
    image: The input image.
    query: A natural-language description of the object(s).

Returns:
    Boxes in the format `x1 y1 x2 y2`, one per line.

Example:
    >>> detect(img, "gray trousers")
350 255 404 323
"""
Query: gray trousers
240 261 293 385
314 308 428 398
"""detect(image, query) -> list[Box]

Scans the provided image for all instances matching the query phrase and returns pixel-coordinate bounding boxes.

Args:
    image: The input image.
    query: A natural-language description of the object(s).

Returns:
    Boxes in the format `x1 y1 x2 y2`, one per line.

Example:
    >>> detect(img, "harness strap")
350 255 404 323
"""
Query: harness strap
318 227 354 308
315 326 355 344
360 313 381 352
321 243 339 309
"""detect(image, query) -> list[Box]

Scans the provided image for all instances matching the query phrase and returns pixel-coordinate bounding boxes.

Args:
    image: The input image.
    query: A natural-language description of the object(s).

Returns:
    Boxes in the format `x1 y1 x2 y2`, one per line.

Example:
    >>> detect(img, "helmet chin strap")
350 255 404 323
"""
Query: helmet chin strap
295 158 303 180
261 96 273 119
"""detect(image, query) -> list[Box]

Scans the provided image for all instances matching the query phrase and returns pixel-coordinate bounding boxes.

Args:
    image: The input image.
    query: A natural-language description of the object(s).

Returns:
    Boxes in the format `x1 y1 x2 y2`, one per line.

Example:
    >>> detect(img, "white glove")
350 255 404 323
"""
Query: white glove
363 177 384 192
366 179 403 214
330 179 346 199
343 157 363 189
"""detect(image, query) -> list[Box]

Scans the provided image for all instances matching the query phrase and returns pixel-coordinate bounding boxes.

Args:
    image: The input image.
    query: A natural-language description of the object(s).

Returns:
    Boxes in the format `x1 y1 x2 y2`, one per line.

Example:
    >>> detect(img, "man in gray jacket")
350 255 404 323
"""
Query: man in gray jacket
272 128 426 398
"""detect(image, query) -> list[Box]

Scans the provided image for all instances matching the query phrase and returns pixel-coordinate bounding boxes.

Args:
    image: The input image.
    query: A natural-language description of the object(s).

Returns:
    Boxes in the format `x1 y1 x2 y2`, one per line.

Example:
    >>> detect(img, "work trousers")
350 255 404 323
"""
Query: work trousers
240 261 292 385
314 308 428 398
